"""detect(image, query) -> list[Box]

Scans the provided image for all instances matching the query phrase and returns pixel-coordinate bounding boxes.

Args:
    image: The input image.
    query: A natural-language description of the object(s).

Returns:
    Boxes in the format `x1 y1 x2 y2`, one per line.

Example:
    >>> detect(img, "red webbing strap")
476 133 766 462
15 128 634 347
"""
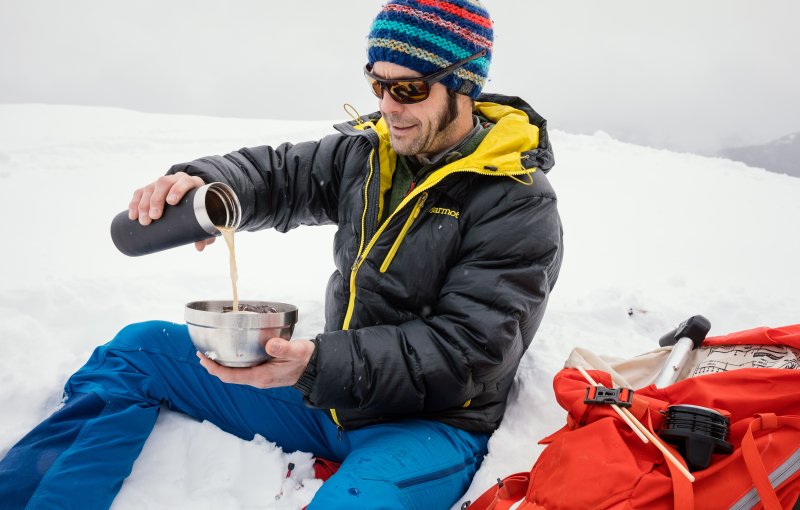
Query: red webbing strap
664 446 694 510
740 414 800 510
466 472 529 510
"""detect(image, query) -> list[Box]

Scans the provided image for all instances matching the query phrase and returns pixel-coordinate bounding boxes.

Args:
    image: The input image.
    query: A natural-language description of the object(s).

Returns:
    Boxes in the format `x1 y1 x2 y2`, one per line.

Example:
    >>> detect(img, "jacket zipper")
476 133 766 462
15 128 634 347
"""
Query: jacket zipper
335 164 535 429
330 409 343 439
341 149 379 331
343 165 535 330
329 148 378 430
354 149 377 263
379 192 428 273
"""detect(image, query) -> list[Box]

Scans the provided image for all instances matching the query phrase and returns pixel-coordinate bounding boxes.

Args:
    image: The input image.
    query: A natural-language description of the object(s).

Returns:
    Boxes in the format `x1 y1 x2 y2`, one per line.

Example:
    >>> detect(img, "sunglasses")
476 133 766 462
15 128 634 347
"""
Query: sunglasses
364 49 487 104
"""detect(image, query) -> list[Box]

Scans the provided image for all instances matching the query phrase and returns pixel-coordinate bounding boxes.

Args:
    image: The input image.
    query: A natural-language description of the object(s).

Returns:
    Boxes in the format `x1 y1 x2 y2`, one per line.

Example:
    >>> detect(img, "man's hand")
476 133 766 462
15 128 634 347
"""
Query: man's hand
197 338 315 389
128 172 214 251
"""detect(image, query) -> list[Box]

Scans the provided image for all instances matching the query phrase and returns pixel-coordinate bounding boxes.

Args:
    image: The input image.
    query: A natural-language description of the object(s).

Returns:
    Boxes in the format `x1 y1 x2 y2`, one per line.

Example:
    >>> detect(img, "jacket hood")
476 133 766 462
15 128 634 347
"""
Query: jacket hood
478 93 555 174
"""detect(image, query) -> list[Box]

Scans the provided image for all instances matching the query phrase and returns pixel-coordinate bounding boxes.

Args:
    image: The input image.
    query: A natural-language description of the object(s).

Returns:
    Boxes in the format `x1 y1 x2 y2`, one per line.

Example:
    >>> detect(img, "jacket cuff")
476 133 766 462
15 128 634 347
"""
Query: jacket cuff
293 337 319 397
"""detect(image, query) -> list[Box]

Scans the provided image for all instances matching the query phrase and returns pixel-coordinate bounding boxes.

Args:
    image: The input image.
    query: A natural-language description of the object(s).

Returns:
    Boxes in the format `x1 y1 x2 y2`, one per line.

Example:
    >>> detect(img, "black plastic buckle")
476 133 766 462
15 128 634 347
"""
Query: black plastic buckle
584 385 634 408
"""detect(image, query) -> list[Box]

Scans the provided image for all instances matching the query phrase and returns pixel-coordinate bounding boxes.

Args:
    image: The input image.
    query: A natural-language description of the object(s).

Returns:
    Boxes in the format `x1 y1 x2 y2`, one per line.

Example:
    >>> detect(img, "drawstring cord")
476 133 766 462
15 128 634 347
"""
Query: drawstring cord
483 164 535 186
502 169 535 186
343 103 365 127
508 154 536 185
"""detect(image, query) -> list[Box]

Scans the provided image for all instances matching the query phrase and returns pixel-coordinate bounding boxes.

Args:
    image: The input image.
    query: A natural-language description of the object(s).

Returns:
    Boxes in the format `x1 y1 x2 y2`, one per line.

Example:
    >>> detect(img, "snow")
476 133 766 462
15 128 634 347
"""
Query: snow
1 104 799 509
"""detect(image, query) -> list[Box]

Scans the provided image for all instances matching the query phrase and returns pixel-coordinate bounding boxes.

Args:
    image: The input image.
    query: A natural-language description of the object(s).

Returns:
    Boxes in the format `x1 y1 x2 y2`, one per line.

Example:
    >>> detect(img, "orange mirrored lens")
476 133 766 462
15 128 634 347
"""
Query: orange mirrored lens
366 73 431 104
388 81 429 103
369 78 383 98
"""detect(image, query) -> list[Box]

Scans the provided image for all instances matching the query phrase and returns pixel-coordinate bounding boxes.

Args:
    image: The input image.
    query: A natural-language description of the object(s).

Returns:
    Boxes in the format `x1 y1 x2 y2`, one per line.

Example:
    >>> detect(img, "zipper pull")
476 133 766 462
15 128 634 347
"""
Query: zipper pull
337 426 343 441
351 255 361 271
411 192 428 216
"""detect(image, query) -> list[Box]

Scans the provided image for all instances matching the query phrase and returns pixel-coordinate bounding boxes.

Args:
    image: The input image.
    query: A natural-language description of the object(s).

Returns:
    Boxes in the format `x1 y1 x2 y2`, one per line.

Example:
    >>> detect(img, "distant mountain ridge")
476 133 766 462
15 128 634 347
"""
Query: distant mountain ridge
721 132 800 178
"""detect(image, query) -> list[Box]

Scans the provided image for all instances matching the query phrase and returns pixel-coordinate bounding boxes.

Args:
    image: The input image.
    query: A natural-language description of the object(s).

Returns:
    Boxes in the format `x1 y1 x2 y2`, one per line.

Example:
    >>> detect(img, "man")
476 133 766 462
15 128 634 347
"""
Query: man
0 1 562 508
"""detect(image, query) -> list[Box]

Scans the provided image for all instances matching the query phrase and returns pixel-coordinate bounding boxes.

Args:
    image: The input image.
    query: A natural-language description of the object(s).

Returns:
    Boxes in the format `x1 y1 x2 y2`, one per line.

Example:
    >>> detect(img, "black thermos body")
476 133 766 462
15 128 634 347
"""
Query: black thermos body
110 182 241 257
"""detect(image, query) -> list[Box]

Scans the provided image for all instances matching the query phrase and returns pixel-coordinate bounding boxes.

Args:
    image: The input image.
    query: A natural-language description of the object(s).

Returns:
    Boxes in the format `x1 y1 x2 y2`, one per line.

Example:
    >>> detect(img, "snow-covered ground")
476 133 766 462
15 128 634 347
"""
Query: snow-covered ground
0 104 798 509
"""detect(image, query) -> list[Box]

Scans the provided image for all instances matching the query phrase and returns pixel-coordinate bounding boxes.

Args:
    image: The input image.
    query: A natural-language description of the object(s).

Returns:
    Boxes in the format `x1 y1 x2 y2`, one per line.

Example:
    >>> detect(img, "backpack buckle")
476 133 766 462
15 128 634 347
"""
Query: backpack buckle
584 385 634 408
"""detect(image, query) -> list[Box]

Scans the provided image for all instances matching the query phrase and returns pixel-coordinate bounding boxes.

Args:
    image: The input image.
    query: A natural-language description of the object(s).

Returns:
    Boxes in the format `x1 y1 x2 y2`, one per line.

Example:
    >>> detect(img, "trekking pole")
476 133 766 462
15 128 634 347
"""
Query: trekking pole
576 366 696 483
653 315 711 388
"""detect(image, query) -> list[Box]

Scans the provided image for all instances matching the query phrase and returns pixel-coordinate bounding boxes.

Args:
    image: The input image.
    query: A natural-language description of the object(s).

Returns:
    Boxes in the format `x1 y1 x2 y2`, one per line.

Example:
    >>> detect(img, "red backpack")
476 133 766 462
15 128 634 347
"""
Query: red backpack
467 324 800 510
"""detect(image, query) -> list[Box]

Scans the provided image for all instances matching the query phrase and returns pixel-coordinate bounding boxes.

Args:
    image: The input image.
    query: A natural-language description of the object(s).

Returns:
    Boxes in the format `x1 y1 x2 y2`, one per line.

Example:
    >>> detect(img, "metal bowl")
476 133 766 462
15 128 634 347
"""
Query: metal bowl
185 300 298 367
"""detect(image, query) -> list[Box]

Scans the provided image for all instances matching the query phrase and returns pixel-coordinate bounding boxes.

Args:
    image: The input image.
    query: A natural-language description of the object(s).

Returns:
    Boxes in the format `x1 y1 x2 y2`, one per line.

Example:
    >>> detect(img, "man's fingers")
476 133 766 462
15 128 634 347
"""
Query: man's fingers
194 237 216 252
137 188 154 225
197 351 246 384
266 338 313 363
266 338 291 358
196 341 313 389
167 173 205 205
196 351 275 387
126 172 205 224
128 189 144 220
148 176 176 220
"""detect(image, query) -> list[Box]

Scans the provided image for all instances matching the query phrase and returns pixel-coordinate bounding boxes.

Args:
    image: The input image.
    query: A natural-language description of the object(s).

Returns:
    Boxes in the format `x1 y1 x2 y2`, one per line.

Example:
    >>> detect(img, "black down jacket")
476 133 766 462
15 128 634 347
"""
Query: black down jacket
167 93 563 433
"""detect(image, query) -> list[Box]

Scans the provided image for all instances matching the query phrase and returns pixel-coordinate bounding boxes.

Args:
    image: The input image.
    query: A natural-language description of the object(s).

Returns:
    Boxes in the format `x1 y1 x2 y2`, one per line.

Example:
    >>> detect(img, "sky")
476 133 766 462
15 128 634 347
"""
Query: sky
2 0 799 155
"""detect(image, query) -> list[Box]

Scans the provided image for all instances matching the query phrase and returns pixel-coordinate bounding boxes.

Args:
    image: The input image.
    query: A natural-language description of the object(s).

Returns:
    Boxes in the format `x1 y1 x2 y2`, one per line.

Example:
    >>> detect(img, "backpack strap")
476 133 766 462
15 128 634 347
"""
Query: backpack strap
466 472 529 510
740 413 800 510
664 447 695 510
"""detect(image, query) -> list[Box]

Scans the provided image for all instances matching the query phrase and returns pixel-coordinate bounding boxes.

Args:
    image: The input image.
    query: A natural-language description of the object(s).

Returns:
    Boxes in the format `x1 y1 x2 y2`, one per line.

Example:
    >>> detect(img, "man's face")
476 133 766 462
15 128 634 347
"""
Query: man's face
371 61 462 159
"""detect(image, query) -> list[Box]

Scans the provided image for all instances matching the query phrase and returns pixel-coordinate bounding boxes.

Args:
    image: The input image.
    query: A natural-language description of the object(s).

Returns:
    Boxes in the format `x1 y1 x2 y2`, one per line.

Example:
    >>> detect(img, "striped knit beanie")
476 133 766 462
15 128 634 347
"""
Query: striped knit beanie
367 0 493 99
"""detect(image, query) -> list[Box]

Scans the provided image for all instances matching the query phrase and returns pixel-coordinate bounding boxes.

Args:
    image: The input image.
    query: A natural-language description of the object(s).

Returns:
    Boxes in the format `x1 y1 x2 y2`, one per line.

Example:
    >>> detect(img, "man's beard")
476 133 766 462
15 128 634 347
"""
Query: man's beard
424 90 461 155
390 91 461 157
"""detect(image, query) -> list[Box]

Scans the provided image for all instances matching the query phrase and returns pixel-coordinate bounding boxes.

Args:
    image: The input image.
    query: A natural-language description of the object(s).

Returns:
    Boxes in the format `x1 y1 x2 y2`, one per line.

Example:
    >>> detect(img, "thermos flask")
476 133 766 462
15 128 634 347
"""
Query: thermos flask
110 182 242 256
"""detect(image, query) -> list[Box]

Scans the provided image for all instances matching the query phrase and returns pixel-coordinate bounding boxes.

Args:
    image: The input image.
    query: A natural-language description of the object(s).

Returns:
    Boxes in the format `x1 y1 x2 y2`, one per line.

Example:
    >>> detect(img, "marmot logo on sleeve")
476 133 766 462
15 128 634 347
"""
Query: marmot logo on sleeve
429 207 460 219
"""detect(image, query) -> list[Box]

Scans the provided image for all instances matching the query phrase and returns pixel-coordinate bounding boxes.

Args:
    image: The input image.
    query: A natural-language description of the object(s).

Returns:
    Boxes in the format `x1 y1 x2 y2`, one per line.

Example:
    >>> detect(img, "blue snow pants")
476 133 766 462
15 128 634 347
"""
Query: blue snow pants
0 321 488 510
